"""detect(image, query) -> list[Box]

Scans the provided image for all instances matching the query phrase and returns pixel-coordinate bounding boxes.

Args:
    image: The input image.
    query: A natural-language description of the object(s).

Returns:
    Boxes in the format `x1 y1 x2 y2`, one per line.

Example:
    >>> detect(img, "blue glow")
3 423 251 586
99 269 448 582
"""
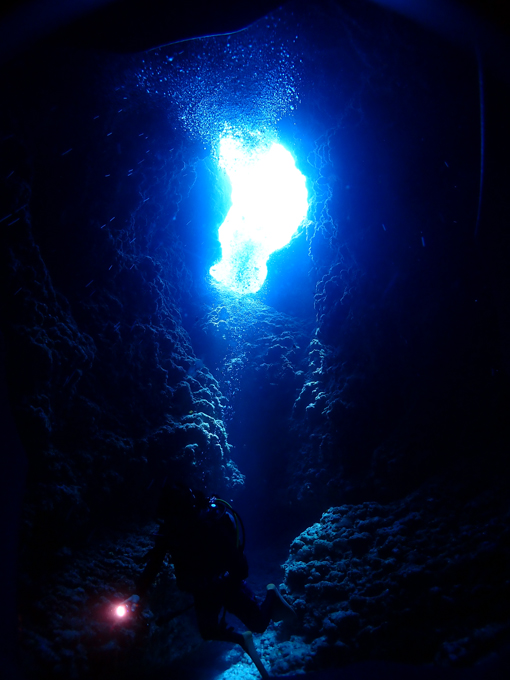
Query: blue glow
210 135 309 295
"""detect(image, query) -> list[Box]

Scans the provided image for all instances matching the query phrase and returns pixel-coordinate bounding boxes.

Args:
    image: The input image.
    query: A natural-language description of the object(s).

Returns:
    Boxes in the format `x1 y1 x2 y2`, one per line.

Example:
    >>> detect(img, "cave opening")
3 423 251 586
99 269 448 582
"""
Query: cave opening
209 132 309 295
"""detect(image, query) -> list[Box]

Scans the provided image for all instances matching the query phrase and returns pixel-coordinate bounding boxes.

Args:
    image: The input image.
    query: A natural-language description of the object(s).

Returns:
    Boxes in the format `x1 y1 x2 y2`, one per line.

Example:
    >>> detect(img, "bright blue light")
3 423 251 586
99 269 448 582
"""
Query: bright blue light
210 135 309 295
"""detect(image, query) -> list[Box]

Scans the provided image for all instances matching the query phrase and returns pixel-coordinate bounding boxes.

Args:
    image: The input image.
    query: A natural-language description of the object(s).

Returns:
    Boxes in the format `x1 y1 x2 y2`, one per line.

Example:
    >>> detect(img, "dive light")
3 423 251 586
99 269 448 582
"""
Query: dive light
114 594 140 619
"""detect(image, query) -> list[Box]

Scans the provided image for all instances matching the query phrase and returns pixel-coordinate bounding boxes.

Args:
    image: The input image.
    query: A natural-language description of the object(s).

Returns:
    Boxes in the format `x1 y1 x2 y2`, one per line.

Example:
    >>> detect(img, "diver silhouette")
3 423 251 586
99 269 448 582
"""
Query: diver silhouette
127 482 295 678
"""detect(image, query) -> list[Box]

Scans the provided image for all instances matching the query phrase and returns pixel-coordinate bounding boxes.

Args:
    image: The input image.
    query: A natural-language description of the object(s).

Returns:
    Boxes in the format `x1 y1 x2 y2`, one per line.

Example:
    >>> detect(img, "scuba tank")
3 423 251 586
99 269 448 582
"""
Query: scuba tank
204 496 246 552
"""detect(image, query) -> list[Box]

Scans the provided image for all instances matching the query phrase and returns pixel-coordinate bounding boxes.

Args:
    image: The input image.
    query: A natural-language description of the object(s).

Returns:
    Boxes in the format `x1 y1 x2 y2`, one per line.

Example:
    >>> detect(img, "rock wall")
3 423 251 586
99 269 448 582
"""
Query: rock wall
278 2 508 511
1 50 243 678
282 476 510 670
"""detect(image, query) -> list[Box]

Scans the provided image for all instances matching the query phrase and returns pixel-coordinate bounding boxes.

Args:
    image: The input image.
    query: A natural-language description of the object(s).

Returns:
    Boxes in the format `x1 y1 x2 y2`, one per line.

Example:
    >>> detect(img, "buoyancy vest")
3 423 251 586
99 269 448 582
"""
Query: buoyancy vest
166 495 248 593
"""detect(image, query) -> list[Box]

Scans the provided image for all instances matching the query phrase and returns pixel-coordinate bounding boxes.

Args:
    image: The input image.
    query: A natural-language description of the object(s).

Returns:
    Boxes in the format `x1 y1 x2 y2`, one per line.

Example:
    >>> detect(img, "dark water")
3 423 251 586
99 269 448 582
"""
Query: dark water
1 1 510 679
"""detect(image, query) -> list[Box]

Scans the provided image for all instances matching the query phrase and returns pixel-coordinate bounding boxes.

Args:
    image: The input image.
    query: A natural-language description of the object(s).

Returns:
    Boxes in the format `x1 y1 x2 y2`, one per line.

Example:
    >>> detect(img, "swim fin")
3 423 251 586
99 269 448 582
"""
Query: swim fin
267 583 297 623
241 630 269 679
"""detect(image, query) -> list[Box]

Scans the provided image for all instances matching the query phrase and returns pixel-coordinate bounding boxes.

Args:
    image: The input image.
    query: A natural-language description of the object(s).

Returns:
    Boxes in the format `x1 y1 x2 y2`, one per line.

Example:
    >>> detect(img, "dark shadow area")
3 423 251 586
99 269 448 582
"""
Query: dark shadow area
1 0 510 678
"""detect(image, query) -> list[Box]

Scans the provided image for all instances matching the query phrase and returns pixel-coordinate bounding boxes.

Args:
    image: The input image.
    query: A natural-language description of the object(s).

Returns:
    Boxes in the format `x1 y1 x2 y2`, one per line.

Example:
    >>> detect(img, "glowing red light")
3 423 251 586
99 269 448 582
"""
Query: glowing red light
116 605 127 618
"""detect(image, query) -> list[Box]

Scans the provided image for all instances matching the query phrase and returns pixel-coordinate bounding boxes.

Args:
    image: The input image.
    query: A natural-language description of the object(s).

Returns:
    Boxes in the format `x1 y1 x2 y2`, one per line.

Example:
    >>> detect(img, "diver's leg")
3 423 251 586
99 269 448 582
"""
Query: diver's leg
224 580 274 633
194 589 270 677
224 580 296 632
221 582 271 678
266 583 296 622
241 631 269 679
194 590 245 646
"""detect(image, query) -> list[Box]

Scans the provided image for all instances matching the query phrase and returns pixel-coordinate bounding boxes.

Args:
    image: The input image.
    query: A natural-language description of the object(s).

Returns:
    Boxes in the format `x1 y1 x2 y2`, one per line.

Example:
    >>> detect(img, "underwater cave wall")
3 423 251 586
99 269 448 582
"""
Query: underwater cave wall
270 0 510 511
0 48 243 570
0 47 249 678
281 478 510 670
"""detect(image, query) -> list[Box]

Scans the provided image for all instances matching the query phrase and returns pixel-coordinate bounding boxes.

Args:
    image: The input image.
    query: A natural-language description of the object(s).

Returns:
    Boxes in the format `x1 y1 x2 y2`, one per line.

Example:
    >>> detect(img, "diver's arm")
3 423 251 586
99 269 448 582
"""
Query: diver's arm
135 531 170 596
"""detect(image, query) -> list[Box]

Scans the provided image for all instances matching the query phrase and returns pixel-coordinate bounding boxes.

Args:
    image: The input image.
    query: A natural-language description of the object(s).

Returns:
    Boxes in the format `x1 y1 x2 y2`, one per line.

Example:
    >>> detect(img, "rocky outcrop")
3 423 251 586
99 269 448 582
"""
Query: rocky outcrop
18 522 202 680
1 99 242 679
282 480 510 671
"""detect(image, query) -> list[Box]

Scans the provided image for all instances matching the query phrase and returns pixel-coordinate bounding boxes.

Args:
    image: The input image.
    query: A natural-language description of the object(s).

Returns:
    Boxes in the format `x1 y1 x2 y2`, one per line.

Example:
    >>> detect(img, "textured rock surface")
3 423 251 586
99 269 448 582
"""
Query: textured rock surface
19 523 201 680
1 51 244 678
186 290 315 538
1 139 242 522
282 478 510 671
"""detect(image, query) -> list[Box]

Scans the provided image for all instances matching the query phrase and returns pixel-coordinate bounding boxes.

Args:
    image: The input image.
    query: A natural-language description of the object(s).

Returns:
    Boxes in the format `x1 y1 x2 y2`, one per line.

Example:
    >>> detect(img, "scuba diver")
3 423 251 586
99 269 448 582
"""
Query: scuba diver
125 482 295 678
